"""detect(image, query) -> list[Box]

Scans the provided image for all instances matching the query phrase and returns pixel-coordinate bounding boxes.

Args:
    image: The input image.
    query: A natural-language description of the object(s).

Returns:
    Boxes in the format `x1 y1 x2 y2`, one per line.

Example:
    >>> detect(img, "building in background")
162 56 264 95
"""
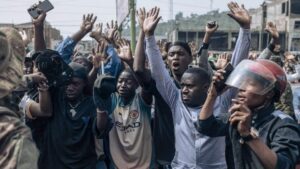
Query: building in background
0 21 63 50
169 0 300 52
250 0 300 52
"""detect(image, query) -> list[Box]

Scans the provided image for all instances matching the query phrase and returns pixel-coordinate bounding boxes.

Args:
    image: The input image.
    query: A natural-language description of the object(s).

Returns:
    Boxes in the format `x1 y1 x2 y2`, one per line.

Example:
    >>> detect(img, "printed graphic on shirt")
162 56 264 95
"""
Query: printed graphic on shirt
115 109 141 134
109 94 152 169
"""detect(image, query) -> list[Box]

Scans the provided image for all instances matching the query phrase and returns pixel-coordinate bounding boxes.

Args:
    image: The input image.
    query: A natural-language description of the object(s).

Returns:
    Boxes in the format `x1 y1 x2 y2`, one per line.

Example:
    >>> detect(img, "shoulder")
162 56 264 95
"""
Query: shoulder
272 110 294 120
271 110 300 132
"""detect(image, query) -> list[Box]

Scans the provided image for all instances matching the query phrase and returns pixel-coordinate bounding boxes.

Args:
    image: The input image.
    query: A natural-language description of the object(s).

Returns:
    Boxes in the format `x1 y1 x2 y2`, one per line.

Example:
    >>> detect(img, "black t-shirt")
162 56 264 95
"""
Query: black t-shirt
148 79 176 165
39 88 97 169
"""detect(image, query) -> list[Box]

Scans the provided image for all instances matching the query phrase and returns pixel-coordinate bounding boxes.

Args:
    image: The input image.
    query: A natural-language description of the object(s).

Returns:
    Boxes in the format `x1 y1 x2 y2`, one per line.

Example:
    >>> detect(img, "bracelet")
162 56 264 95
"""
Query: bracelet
239 127 259 144
96 109 108 114
197 43 210 55
38 87 48 92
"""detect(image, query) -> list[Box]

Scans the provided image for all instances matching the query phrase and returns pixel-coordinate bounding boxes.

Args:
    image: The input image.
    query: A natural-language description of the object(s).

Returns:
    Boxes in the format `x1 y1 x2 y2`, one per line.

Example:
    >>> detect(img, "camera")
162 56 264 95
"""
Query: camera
33 49 73 89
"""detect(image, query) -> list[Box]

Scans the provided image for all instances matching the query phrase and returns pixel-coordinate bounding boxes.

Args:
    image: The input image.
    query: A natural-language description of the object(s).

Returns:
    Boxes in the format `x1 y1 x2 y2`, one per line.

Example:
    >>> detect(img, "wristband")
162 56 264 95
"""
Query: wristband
197 43 210 55
239 127 259 144
268 43 276 52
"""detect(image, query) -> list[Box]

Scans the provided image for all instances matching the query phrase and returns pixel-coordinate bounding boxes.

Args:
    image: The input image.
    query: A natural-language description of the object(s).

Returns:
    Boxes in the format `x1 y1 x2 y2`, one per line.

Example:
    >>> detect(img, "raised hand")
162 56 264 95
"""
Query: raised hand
117 39 133 65
90 23 103 39
203 21 219 43
227 2 251 29
19 29 31 46
215 53 229 69
229 99 252 136
32 8 46 27
27 72 48 84
136 7 146 28
205 21 219 35
38 80 49 92
80 14 97 34
105 20 119 44
143 7 162 37
92 41 110 69
265 22 279 40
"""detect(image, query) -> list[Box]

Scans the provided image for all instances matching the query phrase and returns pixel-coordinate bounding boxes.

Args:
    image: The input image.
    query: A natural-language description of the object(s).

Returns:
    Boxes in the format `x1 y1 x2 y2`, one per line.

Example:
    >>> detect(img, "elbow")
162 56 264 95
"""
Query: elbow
40 105 53 117
133 68 145 77
41 109 53 117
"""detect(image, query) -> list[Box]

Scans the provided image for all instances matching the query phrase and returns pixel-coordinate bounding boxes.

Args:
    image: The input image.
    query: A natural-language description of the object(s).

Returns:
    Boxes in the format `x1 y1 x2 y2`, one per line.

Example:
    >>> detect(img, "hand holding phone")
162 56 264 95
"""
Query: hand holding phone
214 63 234 93
28 0 54 19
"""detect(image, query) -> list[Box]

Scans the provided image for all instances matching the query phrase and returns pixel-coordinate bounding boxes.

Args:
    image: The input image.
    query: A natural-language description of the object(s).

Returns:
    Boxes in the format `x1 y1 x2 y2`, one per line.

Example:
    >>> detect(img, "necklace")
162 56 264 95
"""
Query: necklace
68 101 81 117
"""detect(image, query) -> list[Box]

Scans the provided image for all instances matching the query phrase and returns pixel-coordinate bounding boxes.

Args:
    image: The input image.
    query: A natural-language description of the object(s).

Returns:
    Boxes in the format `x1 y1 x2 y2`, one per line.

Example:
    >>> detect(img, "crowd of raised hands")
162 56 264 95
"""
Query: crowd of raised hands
2 1 299 169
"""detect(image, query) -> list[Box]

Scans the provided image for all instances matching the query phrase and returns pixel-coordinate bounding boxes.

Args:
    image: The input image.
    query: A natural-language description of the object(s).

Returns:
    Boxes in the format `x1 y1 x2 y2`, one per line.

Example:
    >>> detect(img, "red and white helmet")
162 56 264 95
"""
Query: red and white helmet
225 59 287 100
256 59 287 96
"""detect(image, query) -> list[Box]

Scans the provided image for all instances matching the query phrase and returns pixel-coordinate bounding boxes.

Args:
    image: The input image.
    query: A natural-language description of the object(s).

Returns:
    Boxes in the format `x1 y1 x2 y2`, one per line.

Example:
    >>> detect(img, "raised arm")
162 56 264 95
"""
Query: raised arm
258 22 280 60
19 73 52 118
32 9 46 51
88 41 110 86
227 2 251 67
90 21 123 76
93 75 116 137
133 8 152 86
143 7 179 107
198 21 218 72
56 14 97 63
196 69 228 137
216 3 252 111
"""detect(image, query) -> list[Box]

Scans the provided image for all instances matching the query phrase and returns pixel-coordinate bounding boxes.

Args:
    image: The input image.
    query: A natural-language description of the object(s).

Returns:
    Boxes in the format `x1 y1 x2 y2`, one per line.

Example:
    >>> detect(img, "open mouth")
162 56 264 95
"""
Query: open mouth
172 62 180 70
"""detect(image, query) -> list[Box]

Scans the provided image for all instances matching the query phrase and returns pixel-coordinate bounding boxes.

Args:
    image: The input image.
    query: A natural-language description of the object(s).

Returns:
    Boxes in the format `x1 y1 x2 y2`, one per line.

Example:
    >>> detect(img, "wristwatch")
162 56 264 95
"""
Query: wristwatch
239 127 259 144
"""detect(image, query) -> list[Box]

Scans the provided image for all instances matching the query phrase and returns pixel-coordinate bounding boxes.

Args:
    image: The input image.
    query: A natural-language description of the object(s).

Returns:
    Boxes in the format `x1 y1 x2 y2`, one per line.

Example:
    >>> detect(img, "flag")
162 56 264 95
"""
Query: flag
116 0 129 26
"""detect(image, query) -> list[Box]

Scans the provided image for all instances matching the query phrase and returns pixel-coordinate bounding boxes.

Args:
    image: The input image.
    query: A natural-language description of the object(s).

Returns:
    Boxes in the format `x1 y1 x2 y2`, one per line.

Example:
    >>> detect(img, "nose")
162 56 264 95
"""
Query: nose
182 86 189 94
67 84 75 90
174 53 180 59
120 81 127 87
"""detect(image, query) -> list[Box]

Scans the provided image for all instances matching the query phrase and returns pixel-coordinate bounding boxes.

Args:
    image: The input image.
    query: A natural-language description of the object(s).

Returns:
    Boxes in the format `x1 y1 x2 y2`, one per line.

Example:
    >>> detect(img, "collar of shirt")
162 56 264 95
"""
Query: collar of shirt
251 103 275 128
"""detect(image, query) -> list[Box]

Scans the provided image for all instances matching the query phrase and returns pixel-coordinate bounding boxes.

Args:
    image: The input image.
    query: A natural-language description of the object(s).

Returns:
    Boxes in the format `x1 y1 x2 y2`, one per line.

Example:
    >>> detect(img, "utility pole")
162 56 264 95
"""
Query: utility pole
129 0 136 51
210 0 213 11
259 2 267 51
169 0 173 20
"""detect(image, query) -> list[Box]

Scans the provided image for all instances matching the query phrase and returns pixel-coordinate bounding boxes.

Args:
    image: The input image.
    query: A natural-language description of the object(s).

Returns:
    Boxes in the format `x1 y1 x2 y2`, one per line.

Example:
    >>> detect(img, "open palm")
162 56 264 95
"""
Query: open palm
227 2 251 29
142 7 161 36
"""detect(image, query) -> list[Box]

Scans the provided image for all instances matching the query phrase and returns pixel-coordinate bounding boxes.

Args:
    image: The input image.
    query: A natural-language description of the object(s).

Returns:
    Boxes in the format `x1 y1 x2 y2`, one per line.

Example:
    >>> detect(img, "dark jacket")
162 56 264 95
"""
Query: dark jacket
196 103 300 169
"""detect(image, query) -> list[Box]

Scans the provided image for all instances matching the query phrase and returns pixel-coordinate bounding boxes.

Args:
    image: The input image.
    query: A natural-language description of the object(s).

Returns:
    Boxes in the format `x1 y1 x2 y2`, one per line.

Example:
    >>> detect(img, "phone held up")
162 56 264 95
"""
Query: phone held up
214 63 234 93
28 0 54 19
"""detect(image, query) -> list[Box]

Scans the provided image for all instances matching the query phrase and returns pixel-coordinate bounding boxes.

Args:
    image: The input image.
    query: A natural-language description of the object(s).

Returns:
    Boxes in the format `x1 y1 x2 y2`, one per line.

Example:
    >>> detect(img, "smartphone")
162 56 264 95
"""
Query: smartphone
28 0 54 19
214 63 234 93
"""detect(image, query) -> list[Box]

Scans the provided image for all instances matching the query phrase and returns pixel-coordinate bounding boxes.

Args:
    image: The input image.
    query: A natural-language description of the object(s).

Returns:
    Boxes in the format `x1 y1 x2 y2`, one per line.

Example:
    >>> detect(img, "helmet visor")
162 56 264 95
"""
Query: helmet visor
225 60 276 95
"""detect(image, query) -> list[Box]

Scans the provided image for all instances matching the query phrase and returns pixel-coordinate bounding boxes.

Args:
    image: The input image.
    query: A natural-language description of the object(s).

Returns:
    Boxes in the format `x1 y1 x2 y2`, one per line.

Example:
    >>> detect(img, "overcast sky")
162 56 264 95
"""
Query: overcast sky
0 0 264 38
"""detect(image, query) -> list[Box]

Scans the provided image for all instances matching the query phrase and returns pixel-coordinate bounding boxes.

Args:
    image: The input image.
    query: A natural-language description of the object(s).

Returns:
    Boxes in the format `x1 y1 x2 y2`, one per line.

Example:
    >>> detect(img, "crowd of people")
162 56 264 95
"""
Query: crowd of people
0 2 300 169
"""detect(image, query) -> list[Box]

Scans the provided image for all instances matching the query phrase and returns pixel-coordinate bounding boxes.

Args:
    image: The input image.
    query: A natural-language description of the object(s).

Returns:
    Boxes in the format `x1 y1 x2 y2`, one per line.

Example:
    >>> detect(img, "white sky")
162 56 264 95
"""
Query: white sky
0 0 264 38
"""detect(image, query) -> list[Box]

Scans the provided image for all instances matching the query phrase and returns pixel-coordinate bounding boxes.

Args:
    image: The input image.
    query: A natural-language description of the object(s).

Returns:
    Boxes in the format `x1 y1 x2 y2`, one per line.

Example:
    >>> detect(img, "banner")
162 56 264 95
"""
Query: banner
116 0 129 26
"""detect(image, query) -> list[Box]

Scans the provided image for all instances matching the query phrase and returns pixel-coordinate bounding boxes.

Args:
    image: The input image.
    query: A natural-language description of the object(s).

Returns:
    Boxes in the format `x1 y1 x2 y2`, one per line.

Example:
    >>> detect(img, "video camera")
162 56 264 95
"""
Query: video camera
33 49 73 88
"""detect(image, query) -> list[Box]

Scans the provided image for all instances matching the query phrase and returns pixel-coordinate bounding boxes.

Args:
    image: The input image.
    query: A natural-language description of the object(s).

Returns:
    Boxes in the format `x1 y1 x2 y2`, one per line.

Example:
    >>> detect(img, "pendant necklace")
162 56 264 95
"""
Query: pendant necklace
68 101 81 117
